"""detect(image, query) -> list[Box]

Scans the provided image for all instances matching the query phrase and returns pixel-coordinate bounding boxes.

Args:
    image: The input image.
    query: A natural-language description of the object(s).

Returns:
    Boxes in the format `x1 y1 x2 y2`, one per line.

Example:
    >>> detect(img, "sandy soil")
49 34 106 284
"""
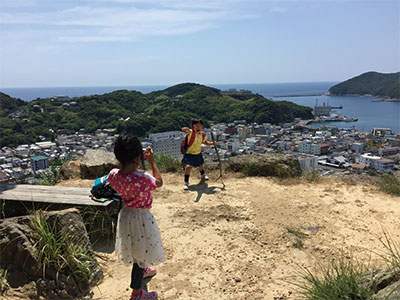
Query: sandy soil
4 172 400 300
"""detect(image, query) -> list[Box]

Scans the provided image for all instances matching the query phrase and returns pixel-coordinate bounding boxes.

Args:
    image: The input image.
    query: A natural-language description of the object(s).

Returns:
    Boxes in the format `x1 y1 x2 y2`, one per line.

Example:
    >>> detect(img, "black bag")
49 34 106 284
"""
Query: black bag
180 134 189 155
90 175 121 200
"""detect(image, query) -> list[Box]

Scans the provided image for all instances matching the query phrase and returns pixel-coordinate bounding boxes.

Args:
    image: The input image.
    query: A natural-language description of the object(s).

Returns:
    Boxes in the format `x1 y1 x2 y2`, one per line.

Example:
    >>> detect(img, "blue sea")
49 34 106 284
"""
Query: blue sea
1 82 399 133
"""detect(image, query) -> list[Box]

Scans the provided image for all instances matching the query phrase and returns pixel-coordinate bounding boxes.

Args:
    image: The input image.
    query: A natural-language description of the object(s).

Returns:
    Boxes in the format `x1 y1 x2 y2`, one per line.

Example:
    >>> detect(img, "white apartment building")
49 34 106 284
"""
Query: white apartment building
374 158 395 172
298 140 321 155
148 131 185 159
352 143 364 154
227 139 240 153
15 145 30 157
358 153 380 167
357 154 394 172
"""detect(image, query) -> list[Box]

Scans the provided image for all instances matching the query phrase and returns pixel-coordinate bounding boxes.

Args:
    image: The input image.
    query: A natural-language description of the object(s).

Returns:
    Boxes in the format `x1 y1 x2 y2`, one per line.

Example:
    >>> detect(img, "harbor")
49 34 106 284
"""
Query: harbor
311 101 358 124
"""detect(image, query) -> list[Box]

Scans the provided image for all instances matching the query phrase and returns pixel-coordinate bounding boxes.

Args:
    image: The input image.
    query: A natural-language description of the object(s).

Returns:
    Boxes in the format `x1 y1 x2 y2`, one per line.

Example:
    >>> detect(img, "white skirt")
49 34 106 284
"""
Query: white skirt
115 207 165 268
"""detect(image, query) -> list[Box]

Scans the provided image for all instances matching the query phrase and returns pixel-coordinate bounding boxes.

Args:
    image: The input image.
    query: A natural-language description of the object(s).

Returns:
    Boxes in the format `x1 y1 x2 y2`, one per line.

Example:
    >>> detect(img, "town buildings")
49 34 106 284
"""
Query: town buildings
1 120 399 183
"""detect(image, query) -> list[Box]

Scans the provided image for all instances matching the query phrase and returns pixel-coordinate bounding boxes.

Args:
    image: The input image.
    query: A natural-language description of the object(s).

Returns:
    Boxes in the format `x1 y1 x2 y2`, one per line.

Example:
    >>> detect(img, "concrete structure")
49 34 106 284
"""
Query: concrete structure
227 139 240 153
31 156 49 172
148 131 185 159
378 147 400 156
297 154 318 172
35 141 57 150
374 158 395 172
372 128 394 137
352 142 364 154
298 140 322 155
358 154 380 167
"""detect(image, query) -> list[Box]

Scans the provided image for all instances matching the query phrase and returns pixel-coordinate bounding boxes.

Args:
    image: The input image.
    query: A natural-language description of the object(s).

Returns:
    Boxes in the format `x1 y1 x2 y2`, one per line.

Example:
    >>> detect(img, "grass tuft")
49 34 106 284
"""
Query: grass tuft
29 210 94 284
295 255 373 300
376 229 400 273
0 268 9 294
79 206 119 243
153 153 182 173
304 171 320 183
377 173 400 196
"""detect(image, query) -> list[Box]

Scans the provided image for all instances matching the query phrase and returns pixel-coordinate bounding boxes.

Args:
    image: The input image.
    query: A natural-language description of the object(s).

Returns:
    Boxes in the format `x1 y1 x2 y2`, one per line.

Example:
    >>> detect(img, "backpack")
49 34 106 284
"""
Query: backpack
90 174 121 201
180 131 206 155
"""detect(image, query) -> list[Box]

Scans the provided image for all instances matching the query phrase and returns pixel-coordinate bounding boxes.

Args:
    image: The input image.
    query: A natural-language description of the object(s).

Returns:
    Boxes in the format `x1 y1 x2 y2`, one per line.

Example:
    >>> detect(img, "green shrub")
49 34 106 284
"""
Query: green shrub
79 206 119 243
153 153 181 173
295 256 373 300
304 171 320 183
378 173 400 196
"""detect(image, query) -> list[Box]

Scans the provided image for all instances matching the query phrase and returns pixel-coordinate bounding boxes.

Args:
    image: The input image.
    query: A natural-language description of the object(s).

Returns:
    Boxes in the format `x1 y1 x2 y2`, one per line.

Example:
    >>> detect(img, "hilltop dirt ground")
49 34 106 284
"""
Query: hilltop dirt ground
4 171 400 300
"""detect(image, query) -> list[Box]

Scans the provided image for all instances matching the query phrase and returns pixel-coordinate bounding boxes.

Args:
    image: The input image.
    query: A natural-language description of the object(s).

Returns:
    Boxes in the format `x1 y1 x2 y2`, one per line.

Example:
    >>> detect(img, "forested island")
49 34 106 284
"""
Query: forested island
328 71 400 100
0 83 313 148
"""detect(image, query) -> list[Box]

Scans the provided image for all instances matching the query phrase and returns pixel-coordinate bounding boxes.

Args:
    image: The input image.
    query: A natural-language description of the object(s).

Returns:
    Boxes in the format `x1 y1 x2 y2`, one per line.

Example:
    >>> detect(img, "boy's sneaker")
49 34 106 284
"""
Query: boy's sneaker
131 290 158 300
143 265 156 278
202 174 209 180
183 183 189 190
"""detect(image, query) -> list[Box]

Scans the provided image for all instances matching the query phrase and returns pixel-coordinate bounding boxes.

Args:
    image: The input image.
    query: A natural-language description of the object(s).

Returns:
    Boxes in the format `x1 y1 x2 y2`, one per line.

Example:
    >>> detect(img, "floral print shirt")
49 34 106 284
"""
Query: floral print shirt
107 168 157 209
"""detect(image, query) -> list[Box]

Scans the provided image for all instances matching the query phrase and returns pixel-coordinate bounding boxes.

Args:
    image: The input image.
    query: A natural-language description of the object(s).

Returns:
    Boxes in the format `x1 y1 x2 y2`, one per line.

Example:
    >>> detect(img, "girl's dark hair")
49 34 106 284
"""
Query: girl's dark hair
191 118 204 128
113 134 143 167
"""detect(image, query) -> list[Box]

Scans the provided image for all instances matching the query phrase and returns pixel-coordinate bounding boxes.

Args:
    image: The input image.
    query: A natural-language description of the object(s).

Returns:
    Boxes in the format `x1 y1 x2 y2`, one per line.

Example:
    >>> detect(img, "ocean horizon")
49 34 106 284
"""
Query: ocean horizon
1 82 399 133
1 81 336 101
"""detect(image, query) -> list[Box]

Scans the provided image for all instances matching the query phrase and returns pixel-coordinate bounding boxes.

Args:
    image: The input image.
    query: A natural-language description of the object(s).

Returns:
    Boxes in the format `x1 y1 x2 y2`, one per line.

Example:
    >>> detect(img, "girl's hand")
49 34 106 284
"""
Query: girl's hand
144 147 155 165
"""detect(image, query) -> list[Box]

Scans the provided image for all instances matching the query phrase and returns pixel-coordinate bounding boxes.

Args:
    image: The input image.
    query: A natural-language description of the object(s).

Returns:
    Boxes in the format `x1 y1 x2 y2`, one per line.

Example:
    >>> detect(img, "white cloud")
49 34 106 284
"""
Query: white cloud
270 6 288 12
0 2 254 43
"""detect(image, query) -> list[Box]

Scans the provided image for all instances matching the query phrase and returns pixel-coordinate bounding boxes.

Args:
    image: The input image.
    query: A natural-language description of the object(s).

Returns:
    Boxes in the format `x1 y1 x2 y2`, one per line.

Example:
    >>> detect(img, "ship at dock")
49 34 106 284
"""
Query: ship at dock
312 100 358 123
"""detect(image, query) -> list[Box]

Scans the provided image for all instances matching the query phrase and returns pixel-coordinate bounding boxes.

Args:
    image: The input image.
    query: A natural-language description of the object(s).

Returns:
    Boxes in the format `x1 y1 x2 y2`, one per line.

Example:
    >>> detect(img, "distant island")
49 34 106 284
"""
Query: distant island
328 71 400 100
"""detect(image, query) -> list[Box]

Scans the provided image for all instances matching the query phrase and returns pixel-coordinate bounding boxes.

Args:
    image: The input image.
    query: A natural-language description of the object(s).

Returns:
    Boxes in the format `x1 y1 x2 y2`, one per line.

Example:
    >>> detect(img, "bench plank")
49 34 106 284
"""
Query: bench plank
0 184 113 206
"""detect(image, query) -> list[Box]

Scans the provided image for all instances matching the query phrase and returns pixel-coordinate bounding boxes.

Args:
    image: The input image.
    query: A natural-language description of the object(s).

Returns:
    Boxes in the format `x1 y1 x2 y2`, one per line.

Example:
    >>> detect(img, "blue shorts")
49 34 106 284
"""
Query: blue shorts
183 153 204 167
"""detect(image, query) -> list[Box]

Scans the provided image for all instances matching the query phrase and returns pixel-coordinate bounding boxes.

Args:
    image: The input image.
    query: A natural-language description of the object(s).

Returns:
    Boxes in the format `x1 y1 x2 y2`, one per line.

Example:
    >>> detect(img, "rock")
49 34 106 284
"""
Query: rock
228 153 301 178
0 208 103 299
80 149 118 179
372 280 400 300
56 157 82 182
362 268 400 299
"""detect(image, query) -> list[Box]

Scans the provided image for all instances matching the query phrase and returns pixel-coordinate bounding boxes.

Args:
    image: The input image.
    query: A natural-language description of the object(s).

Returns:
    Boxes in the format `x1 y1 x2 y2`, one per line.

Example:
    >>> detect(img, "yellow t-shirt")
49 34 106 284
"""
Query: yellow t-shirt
186 130 207 155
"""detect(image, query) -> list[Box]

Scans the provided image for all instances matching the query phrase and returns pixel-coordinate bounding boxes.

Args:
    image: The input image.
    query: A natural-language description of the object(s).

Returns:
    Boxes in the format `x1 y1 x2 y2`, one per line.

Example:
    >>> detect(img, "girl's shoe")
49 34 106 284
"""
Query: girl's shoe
202 174 209 180
132 290 158 300
143 265 156 278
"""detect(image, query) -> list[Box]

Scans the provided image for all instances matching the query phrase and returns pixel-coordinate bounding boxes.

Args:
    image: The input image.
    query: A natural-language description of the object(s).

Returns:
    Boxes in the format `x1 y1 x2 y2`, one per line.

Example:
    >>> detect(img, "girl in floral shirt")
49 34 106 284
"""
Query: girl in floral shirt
107 134 164 300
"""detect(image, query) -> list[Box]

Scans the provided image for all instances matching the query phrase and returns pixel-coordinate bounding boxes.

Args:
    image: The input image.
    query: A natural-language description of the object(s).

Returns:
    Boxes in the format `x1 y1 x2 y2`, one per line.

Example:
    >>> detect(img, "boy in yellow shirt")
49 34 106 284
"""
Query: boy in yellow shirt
181 119 216 190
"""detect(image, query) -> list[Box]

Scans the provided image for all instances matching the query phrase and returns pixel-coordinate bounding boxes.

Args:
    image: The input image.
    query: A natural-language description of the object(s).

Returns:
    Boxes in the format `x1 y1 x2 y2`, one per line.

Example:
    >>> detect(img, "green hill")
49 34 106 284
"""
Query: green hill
0 83 313 147
0 92 26 117
329 71 400 99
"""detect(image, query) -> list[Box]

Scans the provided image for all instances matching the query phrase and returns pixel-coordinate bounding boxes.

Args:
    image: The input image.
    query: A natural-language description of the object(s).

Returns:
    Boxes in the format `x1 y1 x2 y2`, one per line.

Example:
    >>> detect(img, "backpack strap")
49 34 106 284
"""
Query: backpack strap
201 131 206 143
182 133 189 147
187 131 197 147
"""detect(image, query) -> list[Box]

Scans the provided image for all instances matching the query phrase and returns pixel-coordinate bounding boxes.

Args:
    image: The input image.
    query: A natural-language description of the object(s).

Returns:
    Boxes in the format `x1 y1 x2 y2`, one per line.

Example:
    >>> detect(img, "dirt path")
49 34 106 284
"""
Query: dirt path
87 172 400 300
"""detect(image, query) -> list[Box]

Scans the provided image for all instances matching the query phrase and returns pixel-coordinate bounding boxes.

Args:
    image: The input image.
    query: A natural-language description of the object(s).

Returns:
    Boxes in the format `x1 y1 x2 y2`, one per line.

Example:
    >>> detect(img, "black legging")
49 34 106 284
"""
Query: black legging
130 263 144 289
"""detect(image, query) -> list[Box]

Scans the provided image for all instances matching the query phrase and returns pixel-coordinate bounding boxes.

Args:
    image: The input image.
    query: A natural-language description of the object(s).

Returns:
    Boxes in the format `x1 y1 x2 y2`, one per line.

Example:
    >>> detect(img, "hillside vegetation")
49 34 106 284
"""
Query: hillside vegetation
0 83 313 148
329 71 400 99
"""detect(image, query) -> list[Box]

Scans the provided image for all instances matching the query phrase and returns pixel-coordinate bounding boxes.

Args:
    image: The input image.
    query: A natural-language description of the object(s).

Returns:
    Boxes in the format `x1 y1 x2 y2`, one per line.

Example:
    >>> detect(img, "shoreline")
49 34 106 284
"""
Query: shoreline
327 92 400 102
273 93 322 98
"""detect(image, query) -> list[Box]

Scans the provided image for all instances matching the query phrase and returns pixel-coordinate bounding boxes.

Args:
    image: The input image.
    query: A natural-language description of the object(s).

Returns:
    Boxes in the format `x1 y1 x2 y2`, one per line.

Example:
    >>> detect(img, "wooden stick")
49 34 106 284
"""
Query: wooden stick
210 129 223 180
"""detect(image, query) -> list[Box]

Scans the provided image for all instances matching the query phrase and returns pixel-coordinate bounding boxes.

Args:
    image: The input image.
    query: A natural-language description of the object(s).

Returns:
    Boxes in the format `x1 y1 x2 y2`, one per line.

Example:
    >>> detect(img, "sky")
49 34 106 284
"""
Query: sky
0 0 399 88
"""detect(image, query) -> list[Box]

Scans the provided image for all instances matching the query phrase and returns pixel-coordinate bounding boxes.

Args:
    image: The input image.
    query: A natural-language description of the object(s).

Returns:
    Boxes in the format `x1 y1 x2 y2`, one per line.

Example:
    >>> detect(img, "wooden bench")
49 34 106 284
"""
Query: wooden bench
0 184 113 206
